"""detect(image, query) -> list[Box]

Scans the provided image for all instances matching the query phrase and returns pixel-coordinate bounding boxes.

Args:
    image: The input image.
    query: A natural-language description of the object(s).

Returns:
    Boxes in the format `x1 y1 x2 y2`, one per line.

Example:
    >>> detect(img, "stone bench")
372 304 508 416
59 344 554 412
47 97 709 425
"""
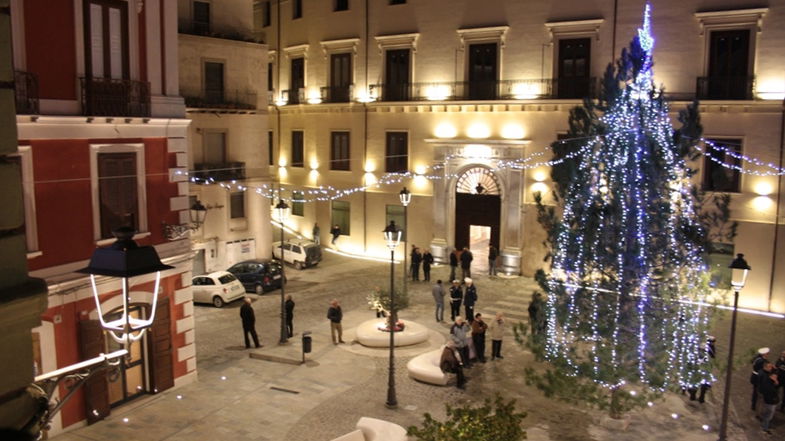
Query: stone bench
355 319 429 347
329 417 408 441
406 348 448 386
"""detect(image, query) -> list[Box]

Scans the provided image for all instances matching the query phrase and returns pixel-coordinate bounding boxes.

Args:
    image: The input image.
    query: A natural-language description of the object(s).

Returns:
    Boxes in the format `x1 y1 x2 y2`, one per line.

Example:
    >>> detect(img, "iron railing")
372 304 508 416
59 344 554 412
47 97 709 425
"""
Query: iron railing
282 88 304 105
319 85 353 103
80 77 151 117
14 70 39 114
178 20 258 43
183 89 258 110
192 162 246 183
696 76 755 100
369 78 598 102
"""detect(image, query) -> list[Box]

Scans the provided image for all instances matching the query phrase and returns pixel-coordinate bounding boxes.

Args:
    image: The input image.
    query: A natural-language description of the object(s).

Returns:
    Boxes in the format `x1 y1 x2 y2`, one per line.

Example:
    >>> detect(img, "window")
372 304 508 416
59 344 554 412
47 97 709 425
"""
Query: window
331 201 350 235
290 58 304 104
193 1 210 34
329 53 352 103
557 38 591 99
10 147 38 253
385 49 410 101
91 144 147 241
330 132 350 171
268 131 274 165
230 192 245 219
702 139 741 192
84 0 129 80
203 131 226 164
291 131 304 167
262 1 271 27
293 0 302 19
390 0 406 4
467 43 498 100
292 191 304 216
385 132 408 173
385 205 406 240
335 0 348 11
703 30 752 99
204 61 224 103
268 62 274 91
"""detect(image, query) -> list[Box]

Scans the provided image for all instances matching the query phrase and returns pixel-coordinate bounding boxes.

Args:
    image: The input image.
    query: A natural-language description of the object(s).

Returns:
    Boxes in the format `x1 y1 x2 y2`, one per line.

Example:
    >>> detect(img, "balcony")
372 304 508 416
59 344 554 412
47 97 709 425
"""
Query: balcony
80 77 151 117
178 20 259 43
184 89 258 110
319 85 353 103
192 162 246 183
369 78 598 102
282 88 304 105
14 70 39 115
696 76 755 100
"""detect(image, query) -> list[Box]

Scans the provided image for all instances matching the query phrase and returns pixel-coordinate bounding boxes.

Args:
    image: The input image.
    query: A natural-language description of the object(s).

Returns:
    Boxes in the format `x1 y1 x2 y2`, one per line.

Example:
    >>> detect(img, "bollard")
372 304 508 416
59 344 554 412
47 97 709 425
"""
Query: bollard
302 331 312 363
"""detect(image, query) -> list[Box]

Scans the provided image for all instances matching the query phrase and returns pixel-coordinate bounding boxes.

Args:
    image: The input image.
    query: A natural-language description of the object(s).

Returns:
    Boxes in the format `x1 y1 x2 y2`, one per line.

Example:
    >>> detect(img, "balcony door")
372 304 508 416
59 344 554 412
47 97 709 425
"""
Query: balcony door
467 43 497 100
706 30 751 99
384 49 410 101
557 38 590 99
84 0 129 80
330 53 352 102
204 61 224 103
290 58 305 104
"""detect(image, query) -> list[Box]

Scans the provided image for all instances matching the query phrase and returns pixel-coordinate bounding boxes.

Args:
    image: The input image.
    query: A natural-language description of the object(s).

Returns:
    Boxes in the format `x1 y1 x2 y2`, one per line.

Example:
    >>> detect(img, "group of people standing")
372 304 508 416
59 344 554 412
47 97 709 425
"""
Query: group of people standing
430 278 478 323
409 245 435 282
750 347 785 434
440 312 506 389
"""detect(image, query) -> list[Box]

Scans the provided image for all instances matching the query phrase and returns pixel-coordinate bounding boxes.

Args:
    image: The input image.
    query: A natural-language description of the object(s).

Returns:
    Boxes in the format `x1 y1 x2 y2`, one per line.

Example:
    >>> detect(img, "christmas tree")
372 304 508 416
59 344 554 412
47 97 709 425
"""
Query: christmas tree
532 4 731 414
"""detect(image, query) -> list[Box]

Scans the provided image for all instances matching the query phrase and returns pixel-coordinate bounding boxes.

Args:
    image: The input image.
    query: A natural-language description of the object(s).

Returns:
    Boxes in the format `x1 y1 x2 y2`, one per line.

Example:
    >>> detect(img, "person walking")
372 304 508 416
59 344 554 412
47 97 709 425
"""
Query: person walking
312 223 321 245
240 297 261 349
450 316 472 369
449 280 463 321
284 294 295 338
422 249 434 282
410 246 422 281
330 224 341 245
463 278 477 323
758 362 779 435
460 247 473 280
449 248 459 282
471 313 488 363
489 312 506 360
776 350 785 411
327 299 345 344
488 245 498 276
430 279 445 322
752 347 770 410
440 340 466 389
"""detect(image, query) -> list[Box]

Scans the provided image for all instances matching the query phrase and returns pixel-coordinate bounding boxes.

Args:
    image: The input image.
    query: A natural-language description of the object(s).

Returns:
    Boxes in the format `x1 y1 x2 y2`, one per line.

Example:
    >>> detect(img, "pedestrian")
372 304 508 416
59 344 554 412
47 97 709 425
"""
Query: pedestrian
689 336 716 403
758 362 779 434
240 297 261 349
751 347 770 410
528 292 546 337
327 299 345 344
440 340 466 389
449 280 462 321
422 249 434 281
330 224 341 245
411 246 422 281
488 244 498 276
464 278 477 323
776 350 785 411
489 312 505 360
432 279 445 322
460 247 473 280
450 316 472 369
449 248 459 282
312 223 321 245
284 294 295 338
471 313 488 363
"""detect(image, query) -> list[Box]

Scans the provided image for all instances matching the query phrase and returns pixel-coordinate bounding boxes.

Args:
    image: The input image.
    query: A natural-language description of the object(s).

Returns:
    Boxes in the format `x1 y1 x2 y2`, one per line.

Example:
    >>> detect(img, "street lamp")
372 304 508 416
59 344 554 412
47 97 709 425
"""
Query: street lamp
718 253 751 441
399 187 411 295
383 222 402 408
190 199 207 228
276 199 289 344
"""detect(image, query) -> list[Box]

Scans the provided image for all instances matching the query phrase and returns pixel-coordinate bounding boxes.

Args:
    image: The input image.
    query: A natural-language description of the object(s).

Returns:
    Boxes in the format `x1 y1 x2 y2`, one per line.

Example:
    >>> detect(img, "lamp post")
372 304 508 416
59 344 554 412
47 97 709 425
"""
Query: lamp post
276 199 289 344
383 223 402 408
717 253 751 441
190 200 207 228
399 187 411 295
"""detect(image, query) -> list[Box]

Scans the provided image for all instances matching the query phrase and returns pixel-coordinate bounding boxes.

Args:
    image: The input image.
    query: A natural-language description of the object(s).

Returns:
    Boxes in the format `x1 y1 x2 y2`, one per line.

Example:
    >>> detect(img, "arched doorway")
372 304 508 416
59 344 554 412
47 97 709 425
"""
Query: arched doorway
454 167 501 273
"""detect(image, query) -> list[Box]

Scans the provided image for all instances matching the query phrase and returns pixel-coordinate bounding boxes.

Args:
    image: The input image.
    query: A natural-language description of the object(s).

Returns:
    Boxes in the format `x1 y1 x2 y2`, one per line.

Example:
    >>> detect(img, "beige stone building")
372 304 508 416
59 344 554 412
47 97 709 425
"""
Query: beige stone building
255 0 785 313
179 0 272 273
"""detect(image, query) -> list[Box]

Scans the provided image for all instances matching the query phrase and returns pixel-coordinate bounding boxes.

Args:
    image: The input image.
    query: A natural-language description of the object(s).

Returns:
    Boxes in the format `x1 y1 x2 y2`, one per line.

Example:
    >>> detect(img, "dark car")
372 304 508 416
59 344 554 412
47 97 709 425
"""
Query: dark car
227 260 285 295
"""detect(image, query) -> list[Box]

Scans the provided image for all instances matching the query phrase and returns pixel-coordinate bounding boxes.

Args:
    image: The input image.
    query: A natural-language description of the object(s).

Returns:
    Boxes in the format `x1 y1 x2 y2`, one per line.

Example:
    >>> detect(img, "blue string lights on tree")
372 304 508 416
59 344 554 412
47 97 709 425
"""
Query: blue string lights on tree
541 3 715 402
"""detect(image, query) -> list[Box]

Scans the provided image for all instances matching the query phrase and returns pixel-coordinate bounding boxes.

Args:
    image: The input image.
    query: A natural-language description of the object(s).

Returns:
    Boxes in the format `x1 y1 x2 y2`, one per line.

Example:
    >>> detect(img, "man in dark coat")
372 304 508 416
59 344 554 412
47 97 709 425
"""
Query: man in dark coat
440 341 466 389
422 249 434 281
449 248 459 282
460 247 473 279
330 224 341 245
240 297 261 348
410 246 422 281
776 350 785 410
285 294 295 338
488 245 498 276
471 313 488 363
463 278 477 323
751 347 769 410
449 280 463 321
327 299 344 344
758 362 780 434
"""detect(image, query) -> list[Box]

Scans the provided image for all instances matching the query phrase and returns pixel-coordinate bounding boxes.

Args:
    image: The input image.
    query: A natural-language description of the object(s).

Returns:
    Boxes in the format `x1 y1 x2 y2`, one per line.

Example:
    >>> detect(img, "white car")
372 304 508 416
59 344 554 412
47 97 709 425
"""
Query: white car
191 271 246 307
272 239 322 270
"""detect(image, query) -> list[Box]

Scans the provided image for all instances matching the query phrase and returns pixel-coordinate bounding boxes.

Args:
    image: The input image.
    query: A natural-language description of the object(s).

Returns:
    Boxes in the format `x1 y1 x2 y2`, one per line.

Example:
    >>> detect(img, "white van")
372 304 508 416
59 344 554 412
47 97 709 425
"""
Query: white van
272 239 322 270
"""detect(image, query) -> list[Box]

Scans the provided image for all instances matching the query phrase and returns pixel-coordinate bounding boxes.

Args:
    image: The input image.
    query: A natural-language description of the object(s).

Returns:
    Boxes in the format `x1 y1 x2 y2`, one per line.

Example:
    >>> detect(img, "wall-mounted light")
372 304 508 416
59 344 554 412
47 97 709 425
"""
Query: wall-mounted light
434 123 457 139
357 88 377 103
467 123 490 139
425 84 451 101
310 159 320 170
511 82 541 99
307 89 322 105
162 200 220 240
501 124 525 139
364 160 376 173
756 79 785 100
754 181 774 196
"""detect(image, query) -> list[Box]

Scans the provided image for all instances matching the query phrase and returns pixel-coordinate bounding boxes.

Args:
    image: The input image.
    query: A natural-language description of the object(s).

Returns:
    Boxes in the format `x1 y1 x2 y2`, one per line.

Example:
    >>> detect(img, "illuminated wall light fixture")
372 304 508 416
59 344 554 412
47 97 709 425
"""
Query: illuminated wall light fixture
511 82 541 99
310 159 319 171
425 84 450 101
434 123 457 139
306 90 323 105
364 160 376 173
501 124 525 139
754 181 773 196
756 79 785 100
466 123 491 139
357 88 377 103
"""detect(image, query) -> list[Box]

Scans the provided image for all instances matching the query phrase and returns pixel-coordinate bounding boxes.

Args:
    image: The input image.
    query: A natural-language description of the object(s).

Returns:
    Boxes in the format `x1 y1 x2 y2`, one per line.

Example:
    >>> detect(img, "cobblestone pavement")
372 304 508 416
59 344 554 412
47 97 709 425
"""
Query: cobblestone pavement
51 250 784 441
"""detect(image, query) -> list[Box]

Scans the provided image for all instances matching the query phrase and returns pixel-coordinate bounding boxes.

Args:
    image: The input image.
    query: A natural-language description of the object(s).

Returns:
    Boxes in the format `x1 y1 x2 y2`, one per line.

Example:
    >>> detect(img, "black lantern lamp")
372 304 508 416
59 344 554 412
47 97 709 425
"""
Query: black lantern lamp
190 200 207 228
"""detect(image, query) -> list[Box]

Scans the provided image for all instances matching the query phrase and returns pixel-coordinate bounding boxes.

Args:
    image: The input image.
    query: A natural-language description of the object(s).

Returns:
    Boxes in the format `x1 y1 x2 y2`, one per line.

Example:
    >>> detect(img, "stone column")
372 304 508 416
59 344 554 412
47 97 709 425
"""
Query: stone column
429 146 449 264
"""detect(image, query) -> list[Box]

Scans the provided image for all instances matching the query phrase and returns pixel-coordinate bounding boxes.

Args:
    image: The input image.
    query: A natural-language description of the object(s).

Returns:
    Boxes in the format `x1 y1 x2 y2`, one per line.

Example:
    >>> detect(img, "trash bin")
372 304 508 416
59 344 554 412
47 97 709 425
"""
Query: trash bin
302 331 312 353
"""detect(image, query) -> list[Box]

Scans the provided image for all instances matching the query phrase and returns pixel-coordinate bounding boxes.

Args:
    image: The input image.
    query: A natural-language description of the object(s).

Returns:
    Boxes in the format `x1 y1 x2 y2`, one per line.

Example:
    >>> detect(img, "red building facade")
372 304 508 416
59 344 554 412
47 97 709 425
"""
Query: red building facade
11 0 195 435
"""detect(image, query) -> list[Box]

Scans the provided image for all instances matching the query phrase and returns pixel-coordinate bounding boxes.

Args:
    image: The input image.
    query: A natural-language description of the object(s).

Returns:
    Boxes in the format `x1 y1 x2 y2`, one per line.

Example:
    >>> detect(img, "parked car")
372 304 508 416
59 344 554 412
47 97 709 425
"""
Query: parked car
227 260 285 294
191 271 246 308
272 239 322 270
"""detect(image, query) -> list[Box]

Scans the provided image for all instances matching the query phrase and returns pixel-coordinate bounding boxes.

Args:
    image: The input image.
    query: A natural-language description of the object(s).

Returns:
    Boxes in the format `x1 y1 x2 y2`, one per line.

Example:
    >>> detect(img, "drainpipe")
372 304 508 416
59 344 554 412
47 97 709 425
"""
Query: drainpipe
611 0 618 65
767 97 785 311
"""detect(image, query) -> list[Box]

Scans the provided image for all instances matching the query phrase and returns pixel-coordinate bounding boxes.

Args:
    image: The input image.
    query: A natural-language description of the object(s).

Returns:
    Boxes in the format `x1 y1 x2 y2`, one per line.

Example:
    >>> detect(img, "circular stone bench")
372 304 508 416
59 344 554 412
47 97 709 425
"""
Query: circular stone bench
329 417 407 441
406 348 448 386
355 319 429 347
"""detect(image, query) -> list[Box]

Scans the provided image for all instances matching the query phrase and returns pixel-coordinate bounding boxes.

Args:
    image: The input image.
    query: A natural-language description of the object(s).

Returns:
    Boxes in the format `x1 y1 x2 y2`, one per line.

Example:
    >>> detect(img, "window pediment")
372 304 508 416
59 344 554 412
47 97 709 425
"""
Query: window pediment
320 38 360 57
284 44 309 59
544 18 604 42
456 26 509 49
374 33 419 53
694 8 768 34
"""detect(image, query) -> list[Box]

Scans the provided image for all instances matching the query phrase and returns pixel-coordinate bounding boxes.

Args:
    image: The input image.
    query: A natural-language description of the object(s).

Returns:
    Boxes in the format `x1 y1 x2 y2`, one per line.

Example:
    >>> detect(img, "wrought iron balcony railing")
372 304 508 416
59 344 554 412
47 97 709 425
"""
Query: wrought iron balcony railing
319 85 354 103
282 88 304 105
192 162 246 183
80 77 151 117
696 75 755 100
14 70 39 115
183 89 258 110
178 20 258 43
